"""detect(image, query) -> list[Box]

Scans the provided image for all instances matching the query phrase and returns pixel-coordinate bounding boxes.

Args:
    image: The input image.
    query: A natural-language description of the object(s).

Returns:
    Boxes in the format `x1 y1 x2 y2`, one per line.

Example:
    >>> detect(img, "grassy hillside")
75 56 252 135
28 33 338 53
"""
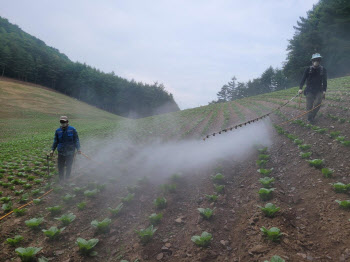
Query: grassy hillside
0 78 124 142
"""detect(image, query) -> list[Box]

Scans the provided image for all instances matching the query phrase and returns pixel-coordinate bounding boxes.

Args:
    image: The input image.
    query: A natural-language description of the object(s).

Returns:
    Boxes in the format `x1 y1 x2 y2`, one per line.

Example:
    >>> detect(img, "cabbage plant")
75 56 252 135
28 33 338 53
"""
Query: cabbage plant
42 226 65 239
214 184 225 194
91 218 112 233
6 235 24 246
298 144 311 151
149 213 163 225
191 231 212 247
308 159 324 169
55 213 76 226
211 173 225 184
335 200 350 209
257 168 273 176
259 177 275 188
198 208 214 220
260 226 281 242
46 205 62 216
121 193 135 204
76 238 99 256
300 152 312 159
108 203 123 217
135 225 157 244
264 255 285 262
205 194 218 202
332 182 349 193
256 160 268 168
84 189 99 198
15 247 42 262
258 203 280 217
154 197 167 209
25 218 44 229
322 168 334 178
258 188 275 201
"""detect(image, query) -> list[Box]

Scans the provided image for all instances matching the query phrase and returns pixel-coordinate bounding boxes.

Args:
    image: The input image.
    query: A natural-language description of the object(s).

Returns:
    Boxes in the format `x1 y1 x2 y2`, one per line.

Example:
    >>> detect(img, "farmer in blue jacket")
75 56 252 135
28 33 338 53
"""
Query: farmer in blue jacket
50 116 81 182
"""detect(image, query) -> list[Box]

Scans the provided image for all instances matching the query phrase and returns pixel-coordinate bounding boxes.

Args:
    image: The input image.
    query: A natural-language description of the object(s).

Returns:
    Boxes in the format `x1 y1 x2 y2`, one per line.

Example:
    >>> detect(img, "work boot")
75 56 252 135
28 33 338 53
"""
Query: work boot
307 116 315 124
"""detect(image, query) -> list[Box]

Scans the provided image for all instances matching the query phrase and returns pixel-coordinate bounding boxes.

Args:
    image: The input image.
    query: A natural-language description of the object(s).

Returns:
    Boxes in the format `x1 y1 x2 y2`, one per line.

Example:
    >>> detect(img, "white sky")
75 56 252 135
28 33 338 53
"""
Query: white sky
1 0 319 109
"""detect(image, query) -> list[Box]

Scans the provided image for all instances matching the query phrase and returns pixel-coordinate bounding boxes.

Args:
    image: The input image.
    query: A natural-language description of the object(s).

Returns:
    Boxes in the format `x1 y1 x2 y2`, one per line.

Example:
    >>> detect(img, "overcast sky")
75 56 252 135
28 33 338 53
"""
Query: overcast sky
1 0 319 109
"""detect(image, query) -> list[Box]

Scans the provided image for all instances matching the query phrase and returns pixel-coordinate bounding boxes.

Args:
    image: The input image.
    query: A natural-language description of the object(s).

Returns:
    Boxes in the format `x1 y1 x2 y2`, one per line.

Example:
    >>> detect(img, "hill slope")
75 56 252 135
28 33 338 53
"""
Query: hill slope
0 78 124 143
0 16 179 118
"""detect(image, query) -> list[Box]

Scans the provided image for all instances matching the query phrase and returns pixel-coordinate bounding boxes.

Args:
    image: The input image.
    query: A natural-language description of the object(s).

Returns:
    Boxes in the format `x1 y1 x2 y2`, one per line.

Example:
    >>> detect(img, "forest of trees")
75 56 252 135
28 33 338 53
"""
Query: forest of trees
0 16 179 118
212 0 350 103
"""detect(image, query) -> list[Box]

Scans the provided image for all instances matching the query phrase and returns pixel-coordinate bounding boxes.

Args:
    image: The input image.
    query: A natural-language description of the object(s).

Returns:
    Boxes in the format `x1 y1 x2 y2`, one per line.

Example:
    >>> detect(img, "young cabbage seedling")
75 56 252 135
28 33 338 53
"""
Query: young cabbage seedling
264 255 285 262
42 226 65 239
121 193 135 204
77 201 87 210
293 139 303 145
330 131 341 138
191 231 212 247
211 173 225 184
257 168 273 176
258 203 280 217
214 184 225 194
258 188 275 201
260 226 282 242
6 235 24 246
256 160 268 168
307 159 324 169
46 205 63 216
332 182 349 193
298 144 311 151
160 184 177 193
259 177 275 188
55 213 76 226
76 238 99 256
205 194 218 202
62 193 75 202
257 147 268 153
154 197 167 209
91 218 112 233
198 208 214 220
322 168 334 178
33 199 42 205
135 225 157 244
25 218 44 229
300 152 312 159
84 189 100 198
15 247 42 262
149 213 163 225
335 200 350 209
108 203 123 217
14 208 26 216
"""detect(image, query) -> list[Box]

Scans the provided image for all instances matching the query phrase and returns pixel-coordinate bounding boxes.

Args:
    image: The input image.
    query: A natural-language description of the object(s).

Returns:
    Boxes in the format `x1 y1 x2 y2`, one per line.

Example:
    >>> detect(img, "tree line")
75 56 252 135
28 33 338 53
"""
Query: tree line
0 16 179 118
212 0 350 103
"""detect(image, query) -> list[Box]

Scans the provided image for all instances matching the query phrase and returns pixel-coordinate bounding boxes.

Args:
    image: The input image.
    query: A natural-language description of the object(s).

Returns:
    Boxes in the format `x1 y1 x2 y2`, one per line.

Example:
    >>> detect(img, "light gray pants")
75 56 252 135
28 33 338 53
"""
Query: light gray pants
306 91 323 120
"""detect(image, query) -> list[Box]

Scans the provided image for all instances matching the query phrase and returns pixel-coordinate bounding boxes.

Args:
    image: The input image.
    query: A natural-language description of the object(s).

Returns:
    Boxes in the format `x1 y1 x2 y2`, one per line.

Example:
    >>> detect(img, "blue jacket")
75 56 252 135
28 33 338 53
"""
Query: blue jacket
52 126 80 156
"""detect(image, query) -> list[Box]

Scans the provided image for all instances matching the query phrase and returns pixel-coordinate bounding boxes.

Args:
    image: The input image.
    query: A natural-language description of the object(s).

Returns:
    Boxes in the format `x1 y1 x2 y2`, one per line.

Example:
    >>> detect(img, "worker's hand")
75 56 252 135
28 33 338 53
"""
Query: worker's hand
49 150 54 157
298 89 303 95
77 150 82 155
323 91 326 99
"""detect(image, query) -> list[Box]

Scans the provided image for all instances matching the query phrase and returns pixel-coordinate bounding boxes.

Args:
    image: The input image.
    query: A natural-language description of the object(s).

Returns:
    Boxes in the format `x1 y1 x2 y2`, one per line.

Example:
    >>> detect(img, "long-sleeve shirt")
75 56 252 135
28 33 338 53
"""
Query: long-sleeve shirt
299 66 327 94
52 125 80 156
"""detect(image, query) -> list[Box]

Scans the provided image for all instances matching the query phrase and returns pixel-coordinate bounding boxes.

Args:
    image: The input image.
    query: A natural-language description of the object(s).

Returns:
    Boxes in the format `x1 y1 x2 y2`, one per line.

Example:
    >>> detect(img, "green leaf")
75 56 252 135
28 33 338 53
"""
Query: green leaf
76 238 99 256
191 231 212 247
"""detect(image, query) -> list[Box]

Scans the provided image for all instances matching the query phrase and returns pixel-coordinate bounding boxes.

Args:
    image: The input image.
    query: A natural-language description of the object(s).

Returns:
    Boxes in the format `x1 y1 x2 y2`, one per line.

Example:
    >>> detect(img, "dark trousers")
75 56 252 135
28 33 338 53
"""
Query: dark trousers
58 154 74 181
306 91 323 120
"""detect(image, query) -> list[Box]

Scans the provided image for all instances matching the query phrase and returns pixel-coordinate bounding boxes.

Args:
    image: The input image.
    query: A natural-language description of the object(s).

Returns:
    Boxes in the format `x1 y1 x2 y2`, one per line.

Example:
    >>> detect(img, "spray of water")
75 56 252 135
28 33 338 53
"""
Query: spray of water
75 118 273 183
